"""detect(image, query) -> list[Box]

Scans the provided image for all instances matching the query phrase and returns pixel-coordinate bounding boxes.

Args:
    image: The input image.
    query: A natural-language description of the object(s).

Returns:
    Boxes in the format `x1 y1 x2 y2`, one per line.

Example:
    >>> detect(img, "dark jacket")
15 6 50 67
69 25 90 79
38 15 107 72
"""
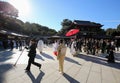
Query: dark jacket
28 43 37 57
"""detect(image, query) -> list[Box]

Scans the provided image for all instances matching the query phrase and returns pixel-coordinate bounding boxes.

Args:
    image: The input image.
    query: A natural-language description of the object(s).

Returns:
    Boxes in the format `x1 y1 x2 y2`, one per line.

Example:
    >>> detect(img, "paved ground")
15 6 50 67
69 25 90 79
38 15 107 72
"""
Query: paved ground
0 46 120 83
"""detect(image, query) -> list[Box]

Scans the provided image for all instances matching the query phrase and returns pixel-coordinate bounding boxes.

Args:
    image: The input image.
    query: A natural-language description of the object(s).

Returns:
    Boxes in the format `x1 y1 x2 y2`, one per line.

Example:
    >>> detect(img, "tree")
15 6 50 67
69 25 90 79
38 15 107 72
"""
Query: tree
114 24 120 36
117 24 120 31
58 19 72 35
22 22 57 36
106 28 116 36
0 1 18 18
98 29 106 35
0 1 57 36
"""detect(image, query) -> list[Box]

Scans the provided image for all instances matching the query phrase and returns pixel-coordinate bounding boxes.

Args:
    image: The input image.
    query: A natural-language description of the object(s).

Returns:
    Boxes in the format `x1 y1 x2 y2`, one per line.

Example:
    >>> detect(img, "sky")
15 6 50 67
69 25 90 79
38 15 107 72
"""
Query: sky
2 0 120 31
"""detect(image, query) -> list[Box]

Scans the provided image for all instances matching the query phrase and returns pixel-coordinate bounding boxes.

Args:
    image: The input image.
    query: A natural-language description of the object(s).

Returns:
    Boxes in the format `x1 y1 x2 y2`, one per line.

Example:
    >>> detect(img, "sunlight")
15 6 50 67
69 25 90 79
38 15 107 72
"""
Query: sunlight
9 0 31 17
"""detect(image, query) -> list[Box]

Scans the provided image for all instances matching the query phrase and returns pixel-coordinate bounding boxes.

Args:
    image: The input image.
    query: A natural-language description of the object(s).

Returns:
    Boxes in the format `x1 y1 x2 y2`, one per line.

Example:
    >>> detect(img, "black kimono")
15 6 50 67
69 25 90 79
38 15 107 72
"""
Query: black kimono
107 50 115 63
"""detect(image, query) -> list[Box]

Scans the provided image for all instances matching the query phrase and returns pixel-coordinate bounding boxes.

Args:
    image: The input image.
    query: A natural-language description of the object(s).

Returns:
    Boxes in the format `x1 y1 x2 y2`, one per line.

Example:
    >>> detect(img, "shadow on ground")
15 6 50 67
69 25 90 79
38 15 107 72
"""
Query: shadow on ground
41 52 54 60
77 53 120 69
0 50 15 62
0 50 19 83
65 57 81 65
0 64 13 83
36 54 44 61
63 73 80 83
26 70 45 83
115 52 120 61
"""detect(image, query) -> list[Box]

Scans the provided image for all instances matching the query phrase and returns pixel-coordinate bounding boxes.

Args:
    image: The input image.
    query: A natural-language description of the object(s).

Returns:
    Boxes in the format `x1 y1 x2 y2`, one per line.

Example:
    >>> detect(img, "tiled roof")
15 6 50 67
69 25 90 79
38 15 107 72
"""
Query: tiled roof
73 20 103 27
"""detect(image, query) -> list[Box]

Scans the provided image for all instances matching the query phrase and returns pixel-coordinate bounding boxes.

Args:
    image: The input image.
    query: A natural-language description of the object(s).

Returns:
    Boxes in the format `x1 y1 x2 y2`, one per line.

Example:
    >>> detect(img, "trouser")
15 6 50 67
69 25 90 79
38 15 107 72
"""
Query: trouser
58 55 65 73
26 57 41 70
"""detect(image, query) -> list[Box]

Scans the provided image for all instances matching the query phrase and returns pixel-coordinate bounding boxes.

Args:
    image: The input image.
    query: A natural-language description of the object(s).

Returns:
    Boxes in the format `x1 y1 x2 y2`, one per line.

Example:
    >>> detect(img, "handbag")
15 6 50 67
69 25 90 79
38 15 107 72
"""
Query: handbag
53 51 58 56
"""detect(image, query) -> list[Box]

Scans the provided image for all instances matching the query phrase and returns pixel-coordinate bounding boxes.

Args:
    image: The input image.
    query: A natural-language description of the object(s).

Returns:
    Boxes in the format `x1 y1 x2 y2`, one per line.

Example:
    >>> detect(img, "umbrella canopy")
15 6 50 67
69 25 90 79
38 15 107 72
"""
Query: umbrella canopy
65 29 80 36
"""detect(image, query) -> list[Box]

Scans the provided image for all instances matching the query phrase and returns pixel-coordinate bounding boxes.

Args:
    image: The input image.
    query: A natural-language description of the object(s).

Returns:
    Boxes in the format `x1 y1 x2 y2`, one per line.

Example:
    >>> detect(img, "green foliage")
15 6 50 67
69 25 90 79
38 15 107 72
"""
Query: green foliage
58 19 72 35
0 15 57 36
0 1 18 18
0 1 57 36
97 29 106 35
106 28 119 36
105 24 120 36
117 24 120 31
106 28 114 36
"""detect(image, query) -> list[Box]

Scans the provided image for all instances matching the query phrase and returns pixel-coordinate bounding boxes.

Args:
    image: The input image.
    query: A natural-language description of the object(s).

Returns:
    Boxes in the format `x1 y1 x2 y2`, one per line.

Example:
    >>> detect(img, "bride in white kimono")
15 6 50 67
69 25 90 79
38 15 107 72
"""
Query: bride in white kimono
70 40 77 57
37 39 44 54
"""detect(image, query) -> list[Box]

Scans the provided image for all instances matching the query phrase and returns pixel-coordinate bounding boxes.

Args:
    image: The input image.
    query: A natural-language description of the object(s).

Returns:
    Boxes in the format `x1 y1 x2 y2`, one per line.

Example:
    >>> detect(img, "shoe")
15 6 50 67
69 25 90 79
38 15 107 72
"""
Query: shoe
25 69 30 72
40 52 42 54
39 64 41 70
59 71 64 75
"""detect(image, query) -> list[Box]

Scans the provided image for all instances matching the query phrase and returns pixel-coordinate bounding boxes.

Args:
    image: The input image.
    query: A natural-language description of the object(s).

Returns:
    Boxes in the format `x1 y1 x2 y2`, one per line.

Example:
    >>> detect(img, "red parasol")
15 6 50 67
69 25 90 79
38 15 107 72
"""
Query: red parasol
65 29 80 36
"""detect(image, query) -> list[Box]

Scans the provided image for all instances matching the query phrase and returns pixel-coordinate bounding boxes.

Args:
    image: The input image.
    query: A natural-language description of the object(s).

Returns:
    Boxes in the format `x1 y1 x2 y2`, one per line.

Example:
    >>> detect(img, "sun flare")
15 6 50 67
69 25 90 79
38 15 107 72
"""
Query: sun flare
9 0 31 17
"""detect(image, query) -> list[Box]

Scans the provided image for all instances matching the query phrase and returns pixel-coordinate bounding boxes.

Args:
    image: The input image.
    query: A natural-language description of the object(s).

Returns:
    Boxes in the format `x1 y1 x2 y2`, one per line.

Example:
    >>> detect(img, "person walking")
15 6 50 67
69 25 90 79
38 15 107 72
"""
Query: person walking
25 38 41 72
57 40 67 75
37 38 44 54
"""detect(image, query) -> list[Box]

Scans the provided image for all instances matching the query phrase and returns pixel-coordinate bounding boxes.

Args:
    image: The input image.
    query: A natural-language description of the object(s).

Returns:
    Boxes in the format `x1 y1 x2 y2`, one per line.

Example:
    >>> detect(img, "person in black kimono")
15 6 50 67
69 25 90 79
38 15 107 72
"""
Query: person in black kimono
10 40 14 51
25 39 41 72
107 46 115 63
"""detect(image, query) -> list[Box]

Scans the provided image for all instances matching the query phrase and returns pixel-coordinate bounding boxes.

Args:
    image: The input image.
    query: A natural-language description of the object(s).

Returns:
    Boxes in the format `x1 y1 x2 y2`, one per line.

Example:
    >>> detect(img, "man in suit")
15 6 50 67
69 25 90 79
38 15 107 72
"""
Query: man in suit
25 38 41 72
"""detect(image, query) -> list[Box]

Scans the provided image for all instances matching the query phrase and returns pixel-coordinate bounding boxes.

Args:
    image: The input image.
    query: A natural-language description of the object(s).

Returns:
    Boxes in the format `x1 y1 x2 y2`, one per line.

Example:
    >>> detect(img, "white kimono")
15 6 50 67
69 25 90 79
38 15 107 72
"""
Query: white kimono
70 41 76 55
37 40 44 52
53 42 59 52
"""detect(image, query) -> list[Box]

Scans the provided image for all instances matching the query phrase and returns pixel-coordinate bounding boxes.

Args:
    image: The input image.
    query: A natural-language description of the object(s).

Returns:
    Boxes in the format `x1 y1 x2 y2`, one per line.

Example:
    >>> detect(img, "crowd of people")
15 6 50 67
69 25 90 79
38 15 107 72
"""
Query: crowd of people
69 38 119 54
0 37 120 74
68 38 120 63
0 39 28 51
